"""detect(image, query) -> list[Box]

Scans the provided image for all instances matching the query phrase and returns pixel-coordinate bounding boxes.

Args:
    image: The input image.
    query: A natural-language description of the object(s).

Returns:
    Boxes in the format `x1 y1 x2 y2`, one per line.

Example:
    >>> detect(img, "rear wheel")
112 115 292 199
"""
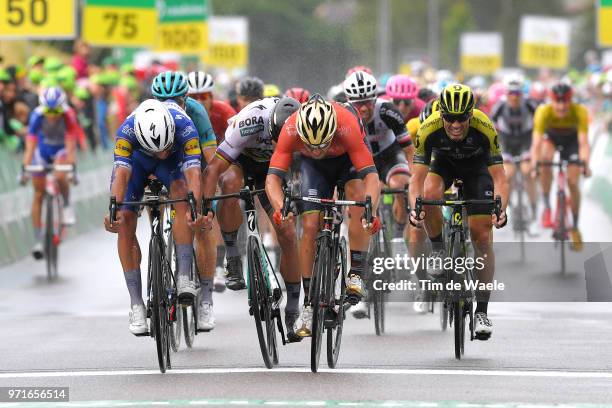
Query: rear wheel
183 305 196 348
557 191 567 275
453 299 465 360
45 195 60 281
165 236 181 353
327 237 347 368
247 236 277 369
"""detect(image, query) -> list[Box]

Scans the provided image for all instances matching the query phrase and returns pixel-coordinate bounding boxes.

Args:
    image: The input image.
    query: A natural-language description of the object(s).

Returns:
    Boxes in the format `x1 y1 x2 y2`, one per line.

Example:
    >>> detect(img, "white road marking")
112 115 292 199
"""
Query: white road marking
1 367 611 379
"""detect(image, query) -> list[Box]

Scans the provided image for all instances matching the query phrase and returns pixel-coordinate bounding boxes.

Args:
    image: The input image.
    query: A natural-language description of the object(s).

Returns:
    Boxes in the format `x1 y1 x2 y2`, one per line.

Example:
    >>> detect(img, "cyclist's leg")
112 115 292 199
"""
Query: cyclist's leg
53 149 70 206
344 178 369 292
520 154 538 219
30 148 49 255
565 140 583 249
502 156 516 197
539 139 556 209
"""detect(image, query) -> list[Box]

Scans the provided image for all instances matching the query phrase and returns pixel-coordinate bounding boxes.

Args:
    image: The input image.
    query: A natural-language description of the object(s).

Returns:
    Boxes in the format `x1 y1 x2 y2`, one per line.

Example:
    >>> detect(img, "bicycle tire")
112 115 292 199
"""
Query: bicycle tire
516 172 526 262
453 299 464 360
150 236 170 373
247 236 277 369
311 236 330 373
373 230 386 336
183 256 198 348
327 236 347 368
439 298 448 331
558 190 566 275
165 236 181 353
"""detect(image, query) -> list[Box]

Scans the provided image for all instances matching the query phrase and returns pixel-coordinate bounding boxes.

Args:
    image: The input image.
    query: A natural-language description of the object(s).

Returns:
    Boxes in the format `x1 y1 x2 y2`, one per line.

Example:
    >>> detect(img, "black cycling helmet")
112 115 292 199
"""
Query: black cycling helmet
417 87 436 103
269 96 301 141
419 98 440 122
550 82 573 102
236 76 264 99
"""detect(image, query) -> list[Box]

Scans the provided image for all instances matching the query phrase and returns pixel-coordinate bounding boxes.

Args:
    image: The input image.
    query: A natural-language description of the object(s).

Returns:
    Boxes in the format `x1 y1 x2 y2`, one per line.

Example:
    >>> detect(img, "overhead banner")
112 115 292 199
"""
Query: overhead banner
203 16 249 71
83 0 157 48
598 0 612 47
155 0 208 54
0 0 76 39
519 15 571 70
460 32 502 75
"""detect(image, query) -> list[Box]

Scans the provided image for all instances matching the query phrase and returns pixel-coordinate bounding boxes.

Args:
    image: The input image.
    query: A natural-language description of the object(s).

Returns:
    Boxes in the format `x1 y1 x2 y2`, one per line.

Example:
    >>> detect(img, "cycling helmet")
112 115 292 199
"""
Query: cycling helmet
385 75 419 100
418 87 436 103
343 71 377 102
296 94 337 148
284 87 311 103
39 86 67 110
439 83 474 114
236 76 264 98
419 99 440 123
529 81 547 101
151 71 189 99
550 82 573 102
269 97 301 141
264 83 281 98
467 75 487 91
134 99 175 153
346 65 373 78
504 73 525 93
187 71 214 94
327 83 346 103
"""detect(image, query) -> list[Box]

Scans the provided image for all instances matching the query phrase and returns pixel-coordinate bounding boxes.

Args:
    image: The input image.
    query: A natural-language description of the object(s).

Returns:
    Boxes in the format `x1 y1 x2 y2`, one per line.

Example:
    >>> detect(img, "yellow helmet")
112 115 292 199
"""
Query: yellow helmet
264 83 281 98
296 94 337 148
439 83 474 115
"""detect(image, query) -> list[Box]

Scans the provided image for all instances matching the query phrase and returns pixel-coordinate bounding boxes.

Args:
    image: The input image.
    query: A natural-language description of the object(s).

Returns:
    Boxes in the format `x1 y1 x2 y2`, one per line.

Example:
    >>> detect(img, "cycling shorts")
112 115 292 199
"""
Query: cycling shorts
115 150 185 212
499 131 532 161
374 142 410 184
299 154 360 214
429 155 494 216
234 155 273 215
544 133 579 162
31 146 67 178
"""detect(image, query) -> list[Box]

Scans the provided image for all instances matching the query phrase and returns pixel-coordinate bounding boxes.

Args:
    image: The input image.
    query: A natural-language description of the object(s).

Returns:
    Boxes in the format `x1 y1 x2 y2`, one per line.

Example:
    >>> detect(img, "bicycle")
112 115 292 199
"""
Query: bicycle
508 156 530 262
109 179 198 373
282 187 371 372
367 186 409 336
203 185 286 369
23 163 74 282
415 186 501 360
536 160 584 275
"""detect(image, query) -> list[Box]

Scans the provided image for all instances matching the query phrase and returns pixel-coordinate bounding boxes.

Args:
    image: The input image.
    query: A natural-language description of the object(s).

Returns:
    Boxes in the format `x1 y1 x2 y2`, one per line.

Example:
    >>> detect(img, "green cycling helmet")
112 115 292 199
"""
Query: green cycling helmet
43 56 63 72
151 71 188 99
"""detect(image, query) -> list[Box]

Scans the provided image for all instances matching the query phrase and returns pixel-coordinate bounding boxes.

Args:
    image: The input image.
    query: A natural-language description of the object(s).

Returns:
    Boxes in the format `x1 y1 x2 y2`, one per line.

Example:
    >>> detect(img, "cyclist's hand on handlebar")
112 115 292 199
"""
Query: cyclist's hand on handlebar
273 208 294 226
104 213 124 233
362 216 381 235
583 165 592 178
187 210 209 231
17 170 28 186
492 209 508 229
409 209 425 228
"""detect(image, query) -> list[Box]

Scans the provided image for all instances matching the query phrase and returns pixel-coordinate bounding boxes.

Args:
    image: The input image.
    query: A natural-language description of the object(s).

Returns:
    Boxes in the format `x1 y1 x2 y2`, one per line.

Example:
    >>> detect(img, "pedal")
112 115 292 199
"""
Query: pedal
273 288 282 302
133 331 150 337
324 309 338 328
346 293 360 306
196 328 213 333
475 332 491 341
178 293 195 306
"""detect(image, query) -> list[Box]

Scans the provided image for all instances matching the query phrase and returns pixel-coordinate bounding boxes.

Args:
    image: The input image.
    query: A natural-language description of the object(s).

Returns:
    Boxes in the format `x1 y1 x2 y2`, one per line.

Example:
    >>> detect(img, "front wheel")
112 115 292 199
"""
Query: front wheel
247 236 278 369
311 236 331 373
150 237 171 373
45 195 61 281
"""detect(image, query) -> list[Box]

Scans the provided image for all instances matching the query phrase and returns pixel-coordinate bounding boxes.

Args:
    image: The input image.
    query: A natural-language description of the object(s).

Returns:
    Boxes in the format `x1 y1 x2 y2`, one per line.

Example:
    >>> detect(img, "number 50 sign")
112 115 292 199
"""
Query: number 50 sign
0 0 76 38
83 0 157 47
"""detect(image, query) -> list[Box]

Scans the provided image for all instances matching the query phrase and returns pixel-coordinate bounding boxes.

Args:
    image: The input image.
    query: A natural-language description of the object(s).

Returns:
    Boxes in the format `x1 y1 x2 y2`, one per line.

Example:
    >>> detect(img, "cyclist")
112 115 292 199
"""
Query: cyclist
385 75 426 123
409 84 509 340
104 99 204 335
531 83 590 251
236 76 265 111
150 71 219 329
490 74 538 224
264 84 281 98
343 71 413 318
188 70 237 293
266 94 381 338
22 87 82 259
285 87 311 104
200 96 304 341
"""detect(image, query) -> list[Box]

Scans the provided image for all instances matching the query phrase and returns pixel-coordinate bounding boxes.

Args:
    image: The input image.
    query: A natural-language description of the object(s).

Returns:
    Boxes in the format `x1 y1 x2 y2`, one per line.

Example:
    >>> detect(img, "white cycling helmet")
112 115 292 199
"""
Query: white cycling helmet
187 71 214 94
343 71 377 102
503 73 525 93
134 99 175 153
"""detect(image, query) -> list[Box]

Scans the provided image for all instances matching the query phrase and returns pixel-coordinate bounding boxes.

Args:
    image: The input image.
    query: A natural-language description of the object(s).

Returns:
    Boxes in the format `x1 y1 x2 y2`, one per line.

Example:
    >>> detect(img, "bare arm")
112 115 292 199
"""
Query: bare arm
489 164 509 210
265 173 285 213
202 155 231 200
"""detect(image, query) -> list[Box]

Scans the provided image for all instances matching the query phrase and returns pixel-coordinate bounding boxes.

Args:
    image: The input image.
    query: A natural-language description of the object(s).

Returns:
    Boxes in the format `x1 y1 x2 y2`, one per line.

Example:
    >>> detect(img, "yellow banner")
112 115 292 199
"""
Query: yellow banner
599 7 612 47
156 21 208 54
519 42 568 69
203 43 248 69
0 0 75 38
83 5 157 47
461 55 501 75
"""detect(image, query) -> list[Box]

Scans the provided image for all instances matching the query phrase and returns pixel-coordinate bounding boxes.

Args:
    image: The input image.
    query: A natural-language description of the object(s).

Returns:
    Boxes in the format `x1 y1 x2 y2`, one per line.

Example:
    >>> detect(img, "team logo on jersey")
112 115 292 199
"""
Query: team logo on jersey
239 116 265 137
114 138 132 157
121 124 134 136
184 139 201 156
181 125 196 137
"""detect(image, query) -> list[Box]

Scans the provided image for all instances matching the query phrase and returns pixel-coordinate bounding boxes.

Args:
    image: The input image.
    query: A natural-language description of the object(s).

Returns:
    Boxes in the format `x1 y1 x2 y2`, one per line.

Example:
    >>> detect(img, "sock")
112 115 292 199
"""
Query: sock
542 193 550 209
199 277 213 304
216 245 226 268
285 282 301 315
350 250 366 278
222 230 240 259
175 243 193 278
124 268 144 306
475 302 488 315
573 212 579 230
302 278 311 305
34 227 43 243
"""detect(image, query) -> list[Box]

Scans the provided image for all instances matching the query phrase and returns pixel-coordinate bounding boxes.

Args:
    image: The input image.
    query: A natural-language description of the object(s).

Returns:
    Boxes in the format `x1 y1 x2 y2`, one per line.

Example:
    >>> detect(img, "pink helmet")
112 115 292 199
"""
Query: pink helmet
346 65 373 78
488 82 506 106
385 75 419 99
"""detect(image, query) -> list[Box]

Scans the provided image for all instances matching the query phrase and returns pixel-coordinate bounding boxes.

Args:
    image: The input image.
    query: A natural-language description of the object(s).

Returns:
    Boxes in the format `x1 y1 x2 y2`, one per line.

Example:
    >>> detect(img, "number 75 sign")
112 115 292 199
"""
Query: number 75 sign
0 0 76 38
83 0 157 47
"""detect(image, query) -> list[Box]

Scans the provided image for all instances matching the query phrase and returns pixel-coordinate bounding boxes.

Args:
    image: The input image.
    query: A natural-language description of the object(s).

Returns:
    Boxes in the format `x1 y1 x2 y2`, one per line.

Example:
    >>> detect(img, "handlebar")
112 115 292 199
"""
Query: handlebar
23 164 74 173
281 191 374 222
414 196 502 222
109 191 198 223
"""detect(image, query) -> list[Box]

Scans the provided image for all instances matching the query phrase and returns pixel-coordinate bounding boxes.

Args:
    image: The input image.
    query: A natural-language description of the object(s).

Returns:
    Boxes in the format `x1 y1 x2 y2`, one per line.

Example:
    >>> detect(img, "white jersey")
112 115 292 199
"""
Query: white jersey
216 97 278 163
364 98 411 156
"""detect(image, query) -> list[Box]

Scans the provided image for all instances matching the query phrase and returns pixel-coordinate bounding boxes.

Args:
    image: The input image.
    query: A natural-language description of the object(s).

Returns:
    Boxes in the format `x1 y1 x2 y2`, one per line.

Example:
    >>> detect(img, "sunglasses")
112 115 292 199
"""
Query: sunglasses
305 141 332 151
350 99 375 108
508 90 522 96
392 98 413 106
43 107 64 115
442 112 470 123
